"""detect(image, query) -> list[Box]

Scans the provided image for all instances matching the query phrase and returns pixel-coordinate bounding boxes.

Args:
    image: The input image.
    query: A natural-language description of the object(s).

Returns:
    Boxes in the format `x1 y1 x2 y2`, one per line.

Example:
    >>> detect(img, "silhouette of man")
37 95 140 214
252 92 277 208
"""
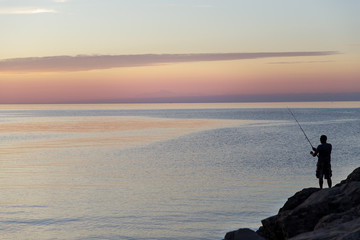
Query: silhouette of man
310 135 332 189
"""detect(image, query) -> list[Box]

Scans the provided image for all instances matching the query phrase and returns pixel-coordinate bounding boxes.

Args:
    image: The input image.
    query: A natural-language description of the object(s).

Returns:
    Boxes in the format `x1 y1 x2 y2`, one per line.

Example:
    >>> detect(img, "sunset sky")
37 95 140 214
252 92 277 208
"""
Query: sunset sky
0 0 359 103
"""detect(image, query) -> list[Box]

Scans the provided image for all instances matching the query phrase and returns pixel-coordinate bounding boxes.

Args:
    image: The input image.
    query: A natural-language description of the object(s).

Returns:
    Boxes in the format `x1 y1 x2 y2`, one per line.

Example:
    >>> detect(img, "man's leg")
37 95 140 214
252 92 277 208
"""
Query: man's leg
319 177 323 189
327 178 332 188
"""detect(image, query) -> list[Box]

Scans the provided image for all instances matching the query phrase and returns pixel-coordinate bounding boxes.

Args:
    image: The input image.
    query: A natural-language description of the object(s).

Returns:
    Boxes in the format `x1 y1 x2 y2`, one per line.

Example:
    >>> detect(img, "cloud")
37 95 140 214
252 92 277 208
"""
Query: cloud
267 60 335 65
0 51 339 73
0 8 56 14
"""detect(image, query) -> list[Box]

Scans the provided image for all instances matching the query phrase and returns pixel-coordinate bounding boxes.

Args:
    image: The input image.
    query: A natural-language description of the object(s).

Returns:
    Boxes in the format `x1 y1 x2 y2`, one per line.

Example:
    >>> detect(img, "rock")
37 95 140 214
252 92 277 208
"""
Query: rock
337 167 360 186
224 228 265 240
257 167 360 240
258 181 360 239
289 216 360 240
225 166 360 240
279 187 320 213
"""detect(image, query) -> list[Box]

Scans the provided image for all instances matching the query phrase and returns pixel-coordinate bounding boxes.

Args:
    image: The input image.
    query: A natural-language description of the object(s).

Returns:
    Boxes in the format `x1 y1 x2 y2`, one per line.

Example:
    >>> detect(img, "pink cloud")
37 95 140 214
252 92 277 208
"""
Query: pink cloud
0 51 338 72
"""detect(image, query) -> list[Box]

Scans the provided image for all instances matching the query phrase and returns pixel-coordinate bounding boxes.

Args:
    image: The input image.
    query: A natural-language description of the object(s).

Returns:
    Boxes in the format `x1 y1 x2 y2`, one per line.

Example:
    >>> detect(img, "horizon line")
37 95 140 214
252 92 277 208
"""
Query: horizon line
1 92 359 105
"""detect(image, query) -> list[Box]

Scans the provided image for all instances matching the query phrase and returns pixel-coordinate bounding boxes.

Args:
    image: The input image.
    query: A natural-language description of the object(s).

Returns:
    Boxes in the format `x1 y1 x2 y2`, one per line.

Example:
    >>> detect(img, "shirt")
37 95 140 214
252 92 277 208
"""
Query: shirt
315 143 332 164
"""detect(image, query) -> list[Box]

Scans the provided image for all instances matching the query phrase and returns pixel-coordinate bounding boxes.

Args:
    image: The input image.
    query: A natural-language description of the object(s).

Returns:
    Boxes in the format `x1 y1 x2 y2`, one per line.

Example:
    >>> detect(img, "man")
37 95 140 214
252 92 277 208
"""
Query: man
310 135 332 189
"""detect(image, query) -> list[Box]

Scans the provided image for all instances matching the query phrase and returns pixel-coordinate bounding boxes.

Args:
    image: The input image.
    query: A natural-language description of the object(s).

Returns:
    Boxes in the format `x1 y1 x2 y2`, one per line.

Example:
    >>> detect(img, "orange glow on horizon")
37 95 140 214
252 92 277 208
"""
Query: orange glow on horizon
1 58 359 103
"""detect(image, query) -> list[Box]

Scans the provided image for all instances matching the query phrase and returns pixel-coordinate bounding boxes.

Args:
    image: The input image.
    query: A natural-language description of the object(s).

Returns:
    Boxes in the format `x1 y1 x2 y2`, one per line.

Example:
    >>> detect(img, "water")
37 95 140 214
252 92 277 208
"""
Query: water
0 102 359 239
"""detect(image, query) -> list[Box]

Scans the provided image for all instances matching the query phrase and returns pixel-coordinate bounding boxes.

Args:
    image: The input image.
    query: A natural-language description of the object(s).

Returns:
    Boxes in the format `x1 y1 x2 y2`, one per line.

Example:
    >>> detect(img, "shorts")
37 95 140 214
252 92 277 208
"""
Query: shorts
316 161 332 179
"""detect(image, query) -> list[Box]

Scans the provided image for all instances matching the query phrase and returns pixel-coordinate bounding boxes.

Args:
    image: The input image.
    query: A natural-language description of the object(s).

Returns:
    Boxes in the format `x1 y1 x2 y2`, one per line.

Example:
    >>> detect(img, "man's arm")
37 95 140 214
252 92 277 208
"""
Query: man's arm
310 147 318 157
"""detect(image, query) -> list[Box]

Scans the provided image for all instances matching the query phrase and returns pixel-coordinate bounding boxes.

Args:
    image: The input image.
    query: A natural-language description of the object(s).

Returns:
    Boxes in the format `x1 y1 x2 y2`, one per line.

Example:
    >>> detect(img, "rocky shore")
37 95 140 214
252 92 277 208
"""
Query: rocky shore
224 167 360 240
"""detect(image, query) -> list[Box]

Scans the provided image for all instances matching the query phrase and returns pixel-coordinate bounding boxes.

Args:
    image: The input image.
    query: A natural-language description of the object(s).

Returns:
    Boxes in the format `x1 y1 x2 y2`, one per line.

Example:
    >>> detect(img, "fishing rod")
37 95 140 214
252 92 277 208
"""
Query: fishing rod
288 108 314 149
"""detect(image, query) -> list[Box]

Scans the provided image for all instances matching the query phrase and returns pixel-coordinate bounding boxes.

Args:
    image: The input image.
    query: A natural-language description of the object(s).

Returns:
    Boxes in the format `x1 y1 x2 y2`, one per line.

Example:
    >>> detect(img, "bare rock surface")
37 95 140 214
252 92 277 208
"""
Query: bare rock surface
224 228 265 240
224 167 360 240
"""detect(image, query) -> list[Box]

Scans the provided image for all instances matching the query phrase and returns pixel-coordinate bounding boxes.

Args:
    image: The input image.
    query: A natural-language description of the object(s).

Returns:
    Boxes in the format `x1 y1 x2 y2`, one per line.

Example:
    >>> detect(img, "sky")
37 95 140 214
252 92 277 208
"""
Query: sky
0 0 359 104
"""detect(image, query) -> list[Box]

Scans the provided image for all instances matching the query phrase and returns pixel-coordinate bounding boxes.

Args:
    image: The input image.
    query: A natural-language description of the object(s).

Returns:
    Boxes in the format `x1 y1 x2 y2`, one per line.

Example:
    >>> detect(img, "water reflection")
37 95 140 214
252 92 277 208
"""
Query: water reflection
0 116 245 151
0 113 249 239
1 104 358 239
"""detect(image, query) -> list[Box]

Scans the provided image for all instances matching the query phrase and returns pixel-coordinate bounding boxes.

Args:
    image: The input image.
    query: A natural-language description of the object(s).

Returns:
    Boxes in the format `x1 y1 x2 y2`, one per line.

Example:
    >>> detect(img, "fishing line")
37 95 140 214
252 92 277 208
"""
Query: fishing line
288 108 314 149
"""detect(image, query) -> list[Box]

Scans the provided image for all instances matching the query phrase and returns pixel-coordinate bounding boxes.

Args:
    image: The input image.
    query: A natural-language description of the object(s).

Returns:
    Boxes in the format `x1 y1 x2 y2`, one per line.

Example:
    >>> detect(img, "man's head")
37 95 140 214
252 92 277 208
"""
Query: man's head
320 135 327 143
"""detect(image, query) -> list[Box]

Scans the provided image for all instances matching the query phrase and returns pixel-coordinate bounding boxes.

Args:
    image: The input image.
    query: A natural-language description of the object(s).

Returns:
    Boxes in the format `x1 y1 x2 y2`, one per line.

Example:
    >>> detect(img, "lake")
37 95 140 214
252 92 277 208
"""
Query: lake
0 102 359 239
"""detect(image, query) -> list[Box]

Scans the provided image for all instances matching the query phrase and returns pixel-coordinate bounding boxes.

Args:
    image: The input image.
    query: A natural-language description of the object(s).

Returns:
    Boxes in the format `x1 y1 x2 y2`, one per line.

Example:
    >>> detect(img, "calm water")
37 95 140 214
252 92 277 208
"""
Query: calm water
0 102 360 239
